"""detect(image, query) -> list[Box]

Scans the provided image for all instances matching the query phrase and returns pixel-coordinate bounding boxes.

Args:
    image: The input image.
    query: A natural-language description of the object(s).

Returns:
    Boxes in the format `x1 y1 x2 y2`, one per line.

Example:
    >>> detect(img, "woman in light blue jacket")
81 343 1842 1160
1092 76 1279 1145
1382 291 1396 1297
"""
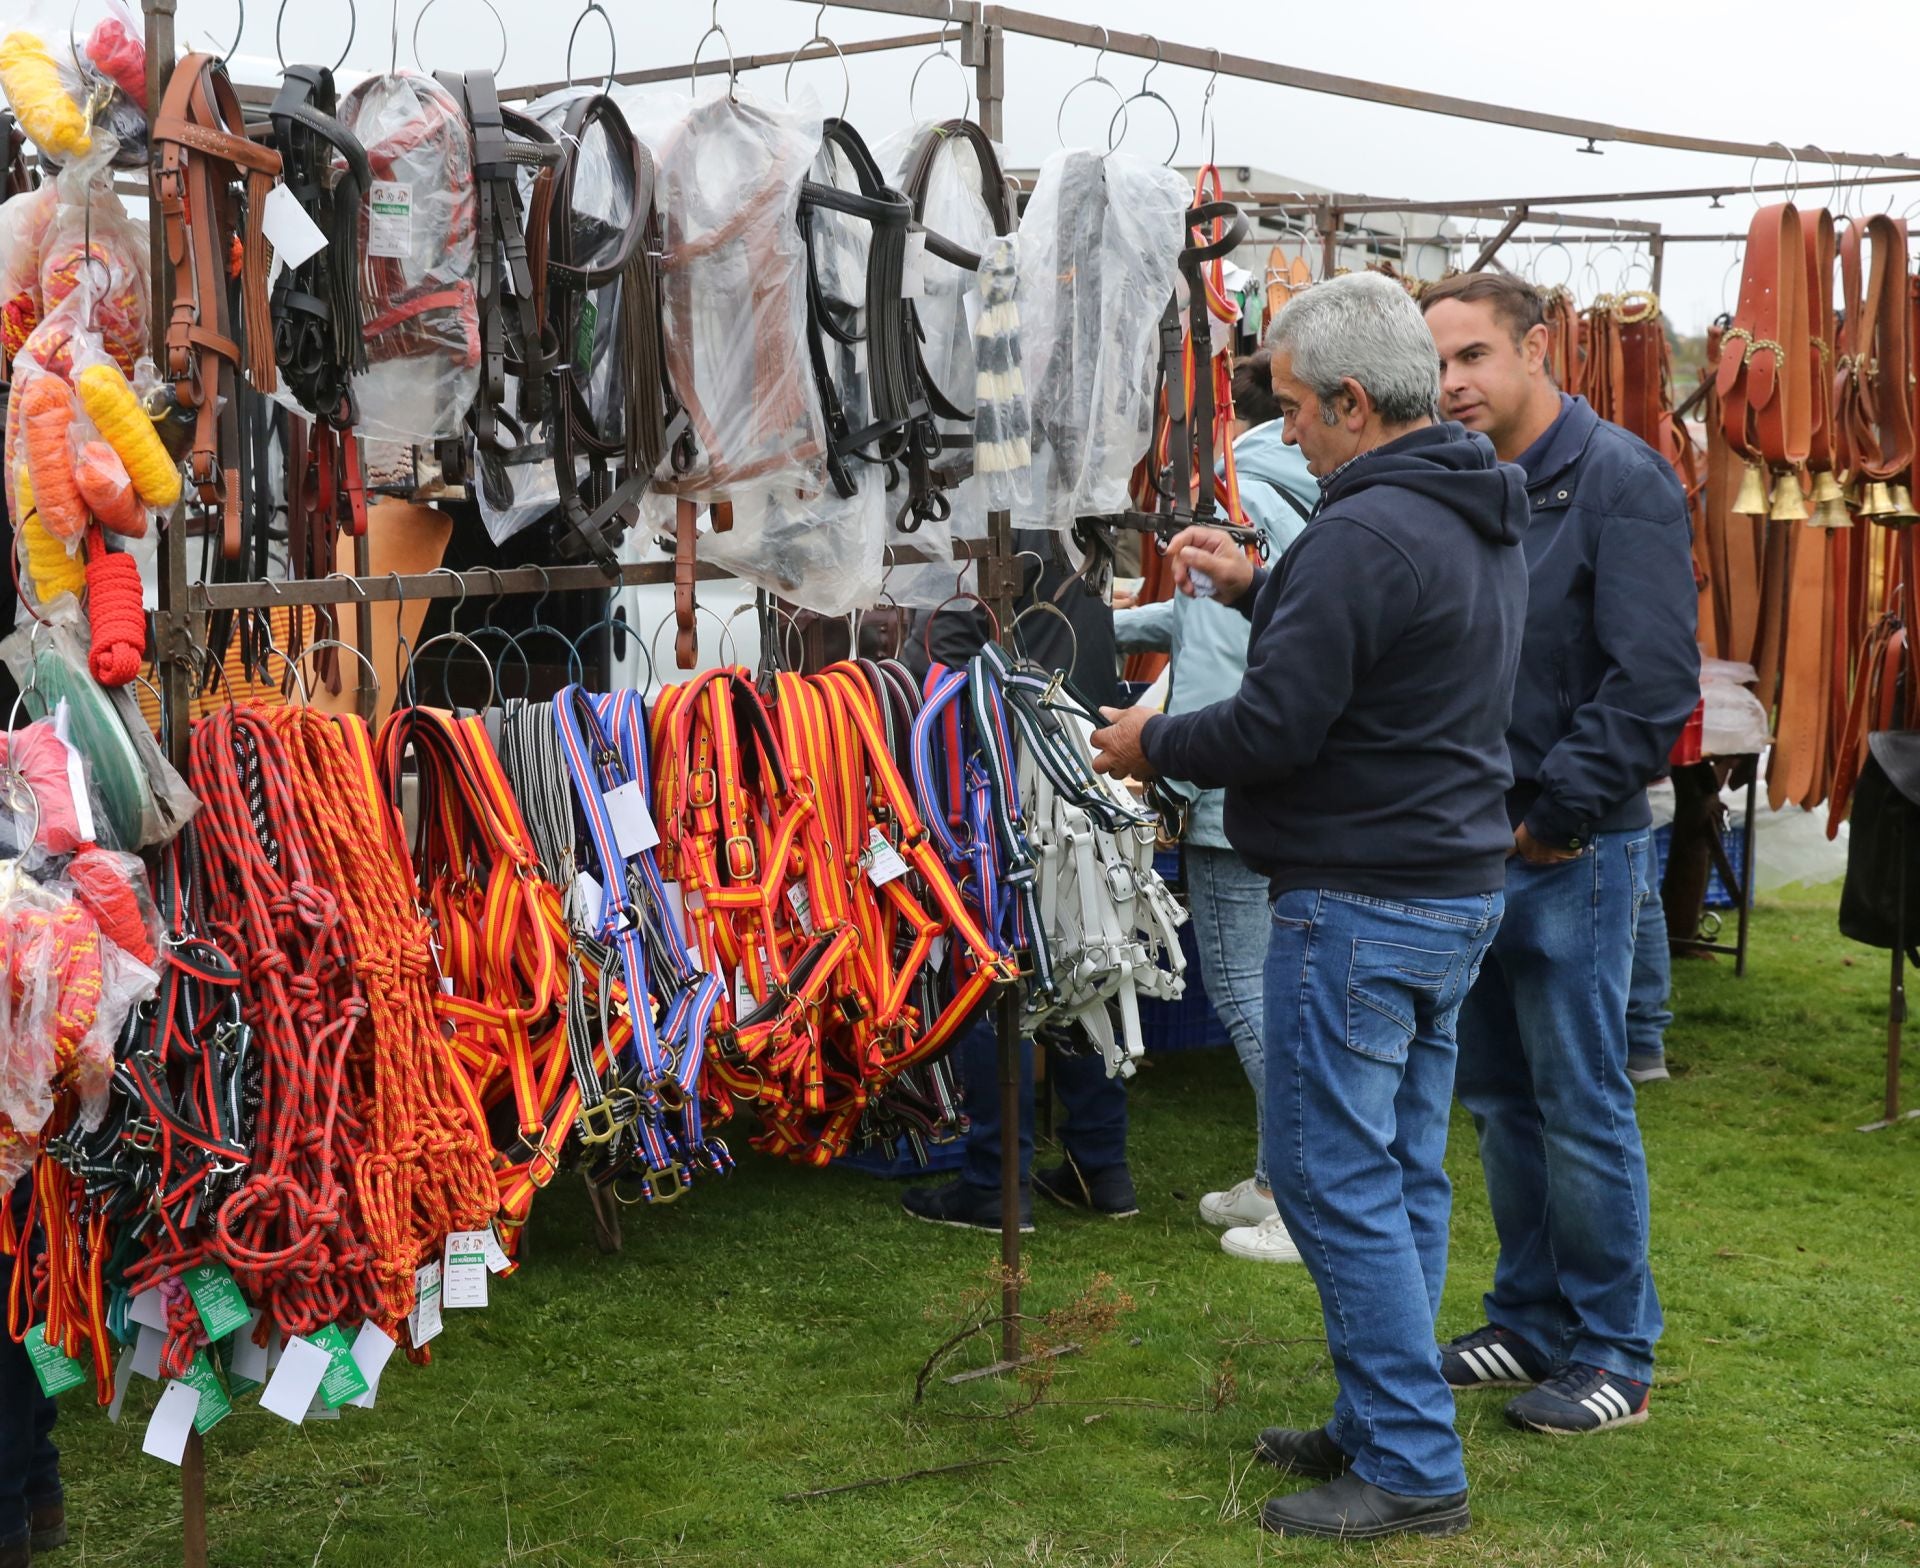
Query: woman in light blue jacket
1113 353 1315 1262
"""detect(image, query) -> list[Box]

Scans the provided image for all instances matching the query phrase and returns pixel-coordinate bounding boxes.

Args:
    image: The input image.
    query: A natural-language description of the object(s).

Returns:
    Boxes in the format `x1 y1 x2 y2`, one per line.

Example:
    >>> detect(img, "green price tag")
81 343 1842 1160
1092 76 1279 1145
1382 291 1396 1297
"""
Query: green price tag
307 1324 370 1410
179 1351 232 1434
575 296 599 371
25 1325 88 1398
185 1264 253 1341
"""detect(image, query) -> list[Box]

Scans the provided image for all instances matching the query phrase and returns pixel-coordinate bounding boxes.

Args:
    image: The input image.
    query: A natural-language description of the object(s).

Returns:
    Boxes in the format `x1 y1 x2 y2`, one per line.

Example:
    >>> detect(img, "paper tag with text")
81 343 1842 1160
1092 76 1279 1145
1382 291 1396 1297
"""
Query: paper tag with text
409 1261 444 1346
603 780 660 858
367 181 413 260
25 1324 88 1398
185 1262 253 1341
442 1232 490 1309
864 827 910 886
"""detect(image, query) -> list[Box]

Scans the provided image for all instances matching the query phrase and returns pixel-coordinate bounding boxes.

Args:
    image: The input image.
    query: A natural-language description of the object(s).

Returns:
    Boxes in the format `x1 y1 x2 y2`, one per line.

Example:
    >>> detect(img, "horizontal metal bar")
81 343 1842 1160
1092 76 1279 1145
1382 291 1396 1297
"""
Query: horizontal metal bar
185 540 985 612
1318 170 1920 214
496 28 948 102
1238 193 1661 235
984 6 1920 171
1499 233 1748 245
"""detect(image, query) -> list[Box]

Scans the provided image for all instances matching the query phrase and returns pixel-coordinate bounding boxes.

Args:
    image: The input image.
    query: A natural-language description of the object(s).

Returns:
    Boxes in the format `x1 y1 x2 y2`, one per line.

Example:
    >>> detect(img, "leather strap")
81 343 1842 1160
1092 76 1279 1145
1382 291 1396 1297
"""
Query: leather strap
152 51 282 560
1834 215 1914 491
1717 204 1813 472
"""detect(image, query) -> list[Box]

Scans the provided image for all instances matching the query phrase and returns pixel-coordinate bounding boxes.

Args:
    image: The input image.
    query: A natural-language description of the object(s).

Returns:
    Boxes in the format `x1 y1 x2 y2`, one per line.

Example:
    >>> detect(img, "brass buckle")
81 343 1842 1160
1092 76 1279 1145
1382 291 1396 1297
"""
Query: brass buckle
686 767 718 809
724 834 758 880
645 1163 687 1204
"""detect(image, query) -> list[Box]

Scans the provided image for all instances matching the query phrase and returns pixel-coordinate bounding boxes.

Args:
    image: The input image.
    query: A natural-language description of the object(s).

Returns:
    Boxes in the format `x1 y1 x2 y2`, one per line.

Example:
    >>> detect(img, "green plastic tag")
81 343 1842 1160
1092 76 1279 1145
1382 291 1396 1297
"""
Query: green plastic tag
308 1324 370 1409
180 1351 232 1434
575 296 599 370
185 1263 253 1341
25 1325 88 1397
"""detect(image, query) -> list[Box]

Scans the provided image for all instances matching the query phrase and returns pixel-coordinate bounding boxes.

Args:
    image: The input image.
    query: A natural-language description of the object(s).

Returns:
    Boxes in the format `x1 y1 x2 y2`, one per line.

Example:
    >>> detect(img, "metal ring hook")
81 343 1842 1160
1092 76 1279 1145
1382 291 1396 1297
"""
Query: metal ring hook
412 0 509 78
909 14 971 124
276 0 356 73
204 0 243 67
1199 48 1220 169
1057 27 1128 150
784 6 851 123
690 0 739 102
1749 140 1799 207
566 1 617 94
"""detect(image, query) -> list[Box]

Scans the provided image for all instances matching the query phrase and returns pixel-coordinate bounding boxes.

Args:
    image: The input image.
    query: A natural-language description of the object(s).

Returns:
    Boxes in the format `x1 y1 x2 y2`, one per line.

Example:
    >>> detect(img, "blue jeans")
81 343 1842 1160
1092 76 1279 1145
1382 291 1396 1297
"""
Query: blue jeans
1185 845 1271 1188
1456 830 1663 1383
958 1014 1128 1189
1 1198 61 1547
1627 881 1672 1061
1264 887 1503 1498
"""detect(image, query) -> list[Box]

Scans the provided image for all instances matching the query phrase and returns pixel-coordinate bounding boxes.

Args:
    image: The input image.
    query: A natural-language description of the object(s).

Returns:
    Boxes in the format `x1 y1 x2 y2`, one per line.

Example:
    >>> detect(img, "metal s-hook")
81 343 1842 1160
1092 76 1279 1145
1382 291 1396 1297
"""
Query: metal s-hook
1199 48 1220 169
1056 25 1127 149
276 0 356 73
1107 35 1180 166
1749 140 1799 207
909 1 971 124
784 4 850 122
690 0 739 101
566 1 617 94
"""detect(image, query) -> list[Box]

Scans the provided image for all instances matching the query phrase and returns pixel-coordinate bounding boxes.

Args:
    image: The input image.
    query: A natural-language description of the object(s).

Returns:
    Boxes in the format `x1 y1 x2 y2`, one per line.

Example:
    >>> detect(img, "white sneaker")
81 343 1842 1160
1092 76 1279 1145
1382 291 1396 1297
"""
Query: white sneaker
1221 1213 1304 1263
1199 1177 1279 1228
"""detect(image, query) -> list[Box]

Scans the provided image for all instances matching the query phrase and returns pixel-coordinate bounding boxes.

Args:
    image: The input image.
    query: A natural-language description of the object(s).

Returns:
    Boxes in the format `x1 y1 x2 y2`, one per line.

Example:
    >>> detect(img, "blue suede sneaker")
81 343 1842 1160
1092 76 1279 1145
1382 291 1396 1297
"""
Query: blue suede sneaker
1439 1323 1553 1390
1505 1364 1651 1434
901 1179 1034 1233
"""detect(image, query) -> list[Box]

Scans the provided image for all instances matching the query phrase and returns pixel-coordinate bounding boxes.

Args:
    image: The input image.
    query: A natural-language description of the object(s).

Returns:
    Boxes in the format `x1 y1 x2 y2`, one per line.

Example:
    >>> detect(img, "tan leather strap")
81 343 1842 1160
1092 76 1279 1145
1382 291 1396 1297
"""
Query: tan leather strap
152 51 281 560
1717 204 1812 471
1834 215 1914 490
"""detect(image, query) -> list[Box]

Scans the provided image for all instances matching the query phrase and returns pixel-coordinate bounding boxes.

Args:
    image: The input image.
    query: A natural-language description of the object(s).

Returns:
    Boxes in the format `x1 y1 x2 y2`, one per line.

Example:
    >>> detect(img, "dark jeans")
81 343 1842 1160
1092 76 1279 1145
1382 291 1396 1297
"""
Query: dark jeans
1 1195 60 1547
1457 831 1664 1382
956 1013 1129 1189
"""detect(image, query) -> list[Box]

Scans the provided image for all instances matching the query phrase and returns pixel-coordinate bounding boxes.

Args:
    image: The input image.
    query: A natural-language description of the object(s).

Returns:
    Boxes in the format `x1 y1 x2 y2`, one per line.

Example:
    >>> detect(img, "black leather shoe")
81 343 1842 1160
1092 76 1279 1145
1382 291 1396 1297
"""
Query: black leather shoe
901 1180 1034 1233
1259 1473 1471 1540
30 1489 67 1550
1033 1154 1139 1218
1254 1425 1352 1480
31 1496 68 1552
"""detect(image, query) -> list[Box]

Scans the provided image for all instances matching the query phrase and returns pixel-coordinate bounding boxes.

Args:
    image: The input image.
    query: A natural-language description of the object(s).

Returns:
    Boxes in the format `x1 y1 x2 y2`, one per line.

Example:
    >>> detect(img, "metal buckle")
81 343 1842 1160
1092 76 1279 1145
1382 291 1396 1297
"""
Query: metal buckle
576 1097 620 1147
121 1118 160 1152
724 834 758 880
686 767 718 809
645 1163 687 1204
1104 862 1138 901
526 1143 563 1189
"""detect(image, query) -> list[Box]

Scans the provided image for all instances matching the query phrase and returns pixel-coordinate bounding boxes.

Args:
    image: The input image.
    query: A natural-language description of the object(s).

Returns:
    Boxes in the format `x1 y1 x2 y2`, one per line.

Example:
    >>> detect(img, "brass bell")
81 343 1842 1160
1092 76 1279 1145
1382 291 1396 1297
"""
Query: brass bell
1768 472 1809 521
1862 480 1897 517
1888 483 1920 524
1731 463 1769 516
1811 470 1852 528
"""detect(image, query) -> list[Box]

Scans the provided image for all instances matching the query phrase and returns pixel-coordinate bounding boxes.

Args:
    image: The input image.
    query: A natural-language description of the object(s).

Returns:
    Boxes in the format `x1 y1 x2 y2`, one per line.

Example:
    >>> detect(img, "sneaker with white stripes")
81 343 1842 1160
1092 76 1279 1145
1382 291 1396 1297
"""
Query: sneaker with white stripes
1439 1324 1552 1390
1504 1364 1650 1435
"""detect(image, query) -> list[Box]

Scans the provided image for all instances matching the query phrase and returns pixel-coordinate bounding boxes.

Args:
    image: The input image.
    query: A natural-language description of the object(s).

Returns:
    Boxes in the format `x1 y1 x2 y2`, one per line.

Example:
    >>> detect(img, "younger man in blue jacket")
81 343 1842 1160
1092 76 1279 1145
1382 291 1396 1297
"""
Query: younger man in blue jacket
1421 273 1698 1438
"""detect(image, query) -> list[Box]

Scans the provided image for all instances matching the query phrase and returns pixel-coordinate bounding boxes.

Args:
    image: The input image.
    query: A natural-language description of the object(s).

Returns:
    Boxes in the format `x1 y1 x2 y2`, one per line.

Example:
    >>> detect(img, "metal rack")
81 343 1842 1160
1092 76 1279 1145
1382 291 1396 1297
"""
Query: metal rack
116 3 1920 1561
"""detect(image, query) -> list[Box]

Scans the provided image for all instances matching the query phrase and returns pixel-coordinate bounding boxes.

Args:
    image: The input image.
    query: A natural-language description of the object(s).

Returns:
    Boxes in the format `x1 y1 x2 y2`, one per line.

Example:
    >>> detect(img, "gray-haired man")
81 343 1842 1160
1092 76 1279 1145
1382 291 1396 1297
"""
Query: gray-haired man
1092 274 1529 1538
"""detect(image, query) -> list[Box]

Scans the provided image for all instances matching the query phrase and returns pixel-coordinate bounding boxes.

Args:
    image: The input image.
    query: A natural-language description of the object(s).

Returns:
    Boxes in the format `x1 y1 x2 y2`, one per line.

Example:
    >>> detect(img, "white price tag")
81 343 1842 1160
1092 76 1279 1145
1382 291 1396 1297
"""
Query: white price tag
367 181 413 260
261 183 329 269
129 1287 168 1332
130 1323 164 1380
408 1262 443 1347
902 231 928 300
787 883 814 933
603 781 660 858
227 1311 271 1385
345 1322 398 1409
571 871 604 924
259 1335 330 1425
864 827 910 886
141 1380 201 1465
442 1232 490 1309
480 1228 511 1274
107 1347 135 1424
929 934 948 972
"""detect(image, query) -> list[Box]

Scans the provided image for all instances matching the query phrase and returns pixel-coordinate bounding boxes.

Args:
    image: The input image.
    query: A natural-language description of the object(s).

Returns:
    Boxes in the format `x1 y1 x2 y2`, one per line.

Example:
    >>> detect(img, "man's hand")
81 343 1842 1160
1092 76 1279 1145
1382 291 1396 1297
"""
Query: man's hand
1513 824 1582 865
1165 526 1256 606
1091 705 1156 779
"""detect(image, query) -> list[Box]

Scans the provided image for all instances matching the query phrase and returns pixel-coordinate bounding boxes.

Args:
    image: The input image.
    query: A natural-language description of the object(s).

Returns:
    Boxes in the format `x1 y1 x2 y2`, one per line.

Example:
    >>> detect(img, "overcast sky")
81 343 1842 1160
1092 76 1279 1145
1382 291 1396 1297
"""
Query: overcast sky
242 0 1920 337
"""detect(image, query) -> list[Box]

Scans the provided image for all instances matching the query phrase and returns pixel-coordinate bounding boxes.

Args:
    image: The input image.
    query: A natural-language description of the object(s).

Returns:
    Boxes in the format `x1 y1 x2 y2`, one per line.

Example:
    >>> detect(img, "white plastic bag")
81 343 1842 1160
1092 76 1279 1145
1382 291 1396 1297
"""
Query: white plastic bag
1013 148 1187 531
1699 656 1771 758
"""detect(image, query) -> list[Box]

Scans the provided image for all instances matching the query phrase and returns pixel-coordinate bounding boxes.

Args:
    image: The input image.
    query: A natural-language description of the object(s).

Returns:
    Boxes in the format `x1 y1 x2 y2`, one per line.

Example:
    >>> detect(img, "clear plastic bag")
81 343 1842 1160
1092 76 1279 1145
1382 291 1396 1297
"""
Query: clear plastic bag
690 131 882 614
337 71 480 446
631 85 827 499
38 139 149 379
0 26 91 162
1014 148 1188 531
0 181 57 368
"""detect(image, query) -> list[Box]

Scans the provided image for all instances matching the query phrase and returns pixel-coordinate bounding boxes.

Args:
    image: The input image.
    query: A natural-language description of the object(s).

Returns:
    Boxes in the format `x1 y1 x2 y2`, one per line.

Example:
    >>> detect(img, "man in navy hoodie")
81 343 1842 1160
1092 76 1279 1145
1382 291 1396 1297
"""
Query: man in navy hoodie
1092 272 1527 1540
1421 273 1698 1439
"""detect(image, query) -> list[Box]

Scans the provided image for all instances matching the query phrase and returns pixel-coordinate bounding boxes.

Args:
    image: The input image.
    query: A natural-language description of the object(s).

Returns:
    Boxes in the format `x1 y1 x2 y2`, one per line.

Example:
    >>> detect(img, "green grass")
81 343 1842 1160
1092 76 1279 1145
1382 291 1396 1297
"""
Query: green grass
57 885 1920 1566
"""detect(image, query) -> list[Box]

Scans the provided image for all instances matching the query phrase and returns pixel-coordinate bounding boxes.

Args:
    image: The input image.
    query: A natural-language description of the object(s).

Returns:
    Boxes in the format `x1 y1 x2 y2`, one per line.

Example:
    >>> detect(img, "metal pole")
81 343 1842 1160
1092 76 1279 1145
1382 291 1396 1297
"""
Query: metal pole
1469 208 1529 272
1649 232 1667 296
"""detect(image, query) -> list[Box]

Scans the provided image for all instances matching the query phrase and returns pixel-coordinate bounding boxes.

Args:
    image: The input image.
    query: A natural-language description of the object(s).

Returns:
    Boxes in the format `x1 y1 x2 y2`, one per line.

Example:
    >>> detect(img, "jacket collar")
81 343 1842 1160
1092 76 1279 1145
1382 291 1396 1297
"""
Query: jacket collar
1518 394 1600 493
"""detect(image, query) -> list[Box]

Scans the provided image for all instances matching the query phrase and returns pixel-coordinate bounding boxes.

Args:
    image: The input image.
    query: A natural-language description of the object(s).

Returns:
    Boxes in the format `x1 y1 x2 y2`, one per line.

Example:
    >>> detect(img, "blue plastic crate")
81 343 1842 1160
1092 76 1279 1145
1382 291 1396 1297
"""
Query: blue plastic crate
1651 821 1751 910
